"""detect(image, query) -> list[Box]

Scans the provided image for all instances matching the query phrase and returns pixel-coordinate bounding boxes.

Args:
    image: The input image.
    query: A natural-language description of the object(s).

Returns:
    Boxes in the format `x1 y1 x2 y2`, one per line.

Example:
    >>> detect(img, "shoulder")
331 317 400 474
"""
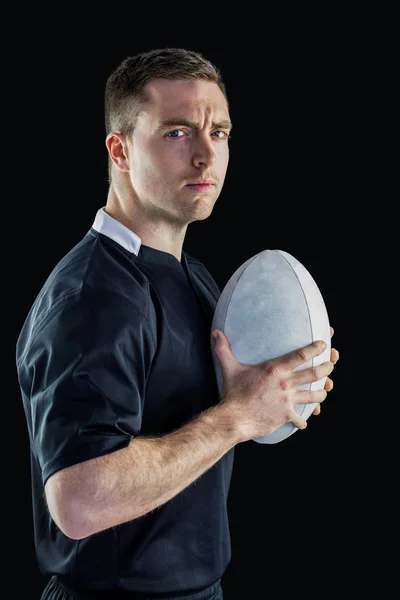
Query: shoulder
37 231 153 313
16 233 157 363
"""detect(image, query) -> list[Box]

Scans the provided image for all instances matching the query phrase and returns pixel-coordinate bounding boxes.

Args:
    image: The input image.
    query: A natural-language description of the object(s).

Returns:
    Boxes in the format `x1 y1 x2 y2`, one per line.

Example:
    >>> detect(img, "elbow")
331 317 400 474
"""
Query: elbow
57 508 92 541
56 514 90 541
48 493 93 541
44 471 96 540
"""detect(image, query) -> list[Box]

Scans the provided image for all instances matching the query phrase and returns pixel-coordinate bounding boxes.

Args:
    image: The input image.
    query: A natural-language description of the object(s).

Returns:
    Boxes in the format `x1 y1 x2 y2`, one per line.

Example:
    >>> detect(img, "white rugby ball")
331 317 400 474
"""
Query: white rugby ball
211 249 331 444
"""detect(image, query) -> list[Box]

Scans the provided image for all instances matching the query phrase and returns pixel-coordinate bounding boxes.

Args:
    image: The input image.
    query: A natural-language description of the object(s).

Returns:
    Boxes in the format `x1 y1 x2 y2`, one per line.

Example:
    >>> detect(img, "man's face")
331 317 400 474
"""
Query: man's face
127 78 231 226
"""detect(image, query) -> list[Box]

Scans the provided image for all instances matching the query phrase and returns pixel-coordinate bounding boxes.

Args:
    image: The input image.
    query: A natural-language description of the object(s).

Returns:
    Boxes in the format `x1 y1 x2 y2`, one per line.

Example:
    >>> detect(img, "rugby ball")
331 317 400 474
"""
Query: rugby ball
211 249 331 444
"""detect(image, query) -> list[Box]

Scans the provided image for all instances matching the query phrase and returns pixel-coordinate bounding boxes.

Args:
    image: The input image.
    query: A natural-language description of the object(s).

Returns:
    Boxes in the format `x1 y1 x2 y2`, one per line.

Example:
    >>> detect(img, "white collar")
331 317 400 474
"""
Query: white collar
92 208 141 255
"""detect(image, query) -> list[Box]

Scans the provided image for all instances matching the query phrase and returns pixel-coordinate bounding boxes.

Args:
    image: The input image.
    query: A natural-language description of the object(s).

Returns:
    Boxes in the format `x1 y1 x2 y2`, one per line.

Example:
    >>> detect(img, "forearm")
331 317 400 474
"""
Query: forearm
54 400 241 539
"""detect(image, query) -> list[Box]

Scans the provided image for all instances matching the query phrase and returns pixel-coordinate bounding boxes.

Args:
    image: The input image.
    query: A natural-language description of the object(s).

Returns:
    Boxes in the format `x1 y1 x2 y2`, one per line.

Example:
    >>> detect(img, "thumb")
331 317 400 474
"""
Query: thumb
211 329 238 374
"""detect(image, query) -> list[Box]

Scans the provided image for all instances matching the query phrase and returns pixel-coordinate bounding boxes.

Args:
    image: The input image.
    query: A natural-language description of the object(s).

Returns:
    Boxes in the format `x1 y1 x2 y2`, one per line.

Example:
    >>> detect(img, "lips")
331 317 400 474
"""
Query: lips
186 180 215 186
185 182 215 192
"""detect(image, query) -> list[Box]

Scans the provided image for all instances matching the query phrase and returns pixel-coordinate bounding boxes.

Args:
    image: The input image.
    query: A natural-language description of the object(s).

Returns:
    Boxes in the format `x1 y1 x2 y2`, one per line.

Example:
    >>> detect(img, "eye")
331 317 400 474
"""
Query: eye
166 129 185 138
212 130 230 139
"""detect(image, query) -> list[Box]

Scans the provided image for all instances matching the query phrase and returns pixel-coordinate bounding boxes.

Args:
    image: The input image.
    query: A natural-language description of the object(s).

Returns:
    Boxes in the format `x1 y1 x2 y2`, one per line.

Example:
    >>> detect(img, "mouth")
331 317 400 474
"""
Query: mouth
185 183 216 192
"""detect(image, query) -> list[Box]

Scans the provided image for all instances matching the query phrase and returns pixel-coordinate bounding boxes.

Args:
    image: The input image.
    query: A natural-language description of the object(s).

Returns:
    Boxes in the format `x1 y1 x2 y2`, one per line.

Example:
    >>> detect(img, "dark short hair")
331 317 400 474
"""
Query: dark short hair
104 48 228 138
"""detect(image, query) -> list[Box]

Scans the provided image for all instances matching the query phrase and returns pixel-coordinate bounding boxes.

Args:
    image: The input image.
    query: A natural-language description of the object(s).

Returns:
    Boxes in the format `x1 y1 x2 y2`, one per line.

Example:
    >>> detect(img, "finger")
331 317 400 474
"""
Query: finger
294 388 328 406
275 340 327 372
289 410 308 430
330 326 334 337
313 404 321 416
324 377 334 392
330 348 339 364
292 361 334 387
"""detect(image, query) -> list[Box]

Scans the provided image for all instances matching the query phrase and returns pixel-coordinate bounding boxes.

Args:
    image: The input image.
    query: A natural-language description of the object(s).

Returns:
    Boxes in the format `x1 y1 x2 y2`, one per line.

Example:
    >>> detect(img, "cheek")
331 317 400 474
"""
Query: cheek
217 147 230 177
145 144 180 176
131 149 167 191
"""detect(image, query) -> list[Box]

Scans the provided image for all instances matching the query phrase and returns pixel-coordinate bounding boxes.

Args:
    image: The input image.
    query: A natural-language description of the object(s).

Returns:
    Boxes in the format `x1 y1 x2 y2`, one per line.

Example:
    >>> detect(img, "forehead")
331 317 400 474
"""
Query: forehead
142 78 229 121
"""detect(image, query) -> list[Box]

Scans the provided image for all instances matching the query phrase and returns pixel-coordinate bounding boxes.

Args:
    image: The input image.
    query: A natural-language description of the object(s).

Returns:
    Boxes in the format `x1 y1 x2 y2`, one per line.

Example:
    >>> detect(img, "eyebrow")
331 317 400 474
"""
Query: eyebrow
158 118 233 132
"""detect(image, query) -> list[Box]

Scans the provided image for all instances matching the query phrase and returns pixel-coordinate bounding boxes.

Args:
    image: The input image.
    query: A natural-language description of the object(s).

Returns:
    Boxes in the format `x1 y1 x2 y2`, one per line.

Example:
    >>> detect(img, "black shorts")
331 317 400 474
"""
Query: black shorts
40 576 223 600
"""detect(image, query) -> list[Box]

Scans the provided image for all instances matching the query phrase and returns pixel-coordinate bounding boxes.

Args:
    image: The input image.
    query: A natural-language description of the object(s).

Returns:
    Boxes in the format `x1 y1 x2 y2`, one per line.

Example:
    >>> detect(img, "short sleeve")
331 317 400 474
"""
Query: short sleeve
19 287 157 486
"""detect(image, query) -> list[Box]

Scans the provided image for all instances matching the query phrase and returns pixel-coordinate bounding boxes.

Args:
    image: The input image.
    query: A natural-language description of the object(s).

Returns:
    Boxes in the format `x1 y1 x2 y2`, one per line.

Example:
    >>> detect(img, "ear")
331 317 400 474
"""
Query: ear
105 132 130 172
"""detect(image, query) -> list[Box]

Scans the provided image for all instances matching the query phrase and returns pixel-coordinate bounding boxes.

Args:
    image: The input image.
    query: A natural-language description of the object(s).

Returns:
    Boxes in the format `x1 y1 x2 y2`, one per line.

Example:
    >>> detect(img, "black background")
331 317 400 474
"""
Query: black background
11 31 359 599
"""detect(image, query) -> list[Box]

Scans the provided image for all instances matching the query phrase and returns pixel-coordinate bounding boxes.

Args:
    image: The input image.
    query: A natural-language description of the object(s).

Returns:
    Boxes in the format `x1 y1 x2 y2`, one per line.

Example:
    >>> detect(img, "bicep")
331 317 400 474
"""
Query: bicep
22 291 156 517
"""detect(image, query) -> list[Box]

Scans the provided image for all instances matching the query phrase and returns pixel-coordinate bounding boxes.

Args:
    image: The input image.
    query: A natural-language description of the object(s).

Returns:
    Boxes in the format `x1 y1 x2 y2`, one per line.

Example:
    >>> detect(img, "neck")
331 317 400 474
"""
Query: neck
105 186 187 263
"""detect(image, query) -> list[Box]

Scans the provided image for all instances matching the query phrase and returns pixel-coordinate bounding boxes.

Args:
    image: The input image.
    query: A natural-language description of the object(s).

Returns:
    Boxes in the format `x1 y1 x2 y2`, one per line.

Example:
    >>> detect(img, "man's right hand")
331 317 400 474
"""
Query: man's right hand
212 329 334 442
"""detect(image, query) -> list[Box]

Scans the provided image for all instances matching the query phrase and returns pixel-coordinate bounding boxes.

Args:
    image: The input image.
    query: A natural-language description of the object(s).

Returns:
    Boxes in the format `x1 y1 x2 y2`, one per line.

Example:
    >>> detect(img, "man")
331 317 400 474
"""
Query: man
16 48 338 599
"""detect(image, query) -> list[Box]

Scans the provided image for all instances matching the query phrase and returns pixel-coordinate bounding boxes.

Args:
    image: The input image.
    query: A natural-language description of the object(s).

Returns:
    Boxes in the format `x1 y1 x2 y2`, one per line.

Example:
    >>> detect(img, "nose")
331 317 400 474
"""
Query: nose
191 134 217 168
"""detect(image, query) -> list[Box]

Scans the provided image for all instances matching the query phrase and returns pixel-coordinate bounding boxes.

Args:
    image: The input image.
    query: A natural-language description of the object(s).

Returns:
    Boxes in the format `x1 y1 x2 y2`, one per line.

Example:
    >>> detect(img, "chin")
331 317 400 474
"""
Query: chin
179 190 219 222
188 204 215 223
